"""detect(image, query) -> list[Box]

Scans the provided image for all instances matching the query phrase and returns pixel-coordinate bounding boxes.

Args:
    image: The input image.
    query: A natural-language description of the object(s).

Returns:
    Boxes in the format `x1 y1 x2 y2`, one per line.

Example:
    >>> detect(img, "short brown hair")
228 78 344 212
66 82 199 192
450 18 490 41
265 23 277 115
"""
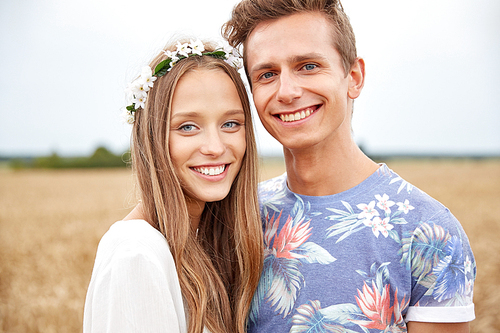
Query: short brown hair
222 0 357 75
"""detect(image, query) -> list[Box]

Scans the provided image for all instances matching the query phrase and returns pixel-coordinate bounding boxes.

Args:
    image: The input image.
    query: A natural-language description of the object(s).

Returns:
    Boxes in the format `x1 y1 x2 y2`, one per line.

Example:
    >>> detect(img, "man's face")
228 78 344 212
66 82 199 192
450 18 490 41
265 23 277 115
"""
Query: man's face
246 12 363 151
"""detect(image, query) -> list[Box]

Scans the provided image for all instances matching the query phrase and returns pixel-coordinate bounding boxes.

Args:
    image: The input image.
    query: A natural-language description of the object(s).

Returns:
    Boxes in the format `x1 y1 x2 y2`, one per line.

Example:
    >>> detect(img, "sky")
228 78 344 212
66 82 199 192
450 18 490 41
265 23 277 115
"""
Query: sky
1 0 499 157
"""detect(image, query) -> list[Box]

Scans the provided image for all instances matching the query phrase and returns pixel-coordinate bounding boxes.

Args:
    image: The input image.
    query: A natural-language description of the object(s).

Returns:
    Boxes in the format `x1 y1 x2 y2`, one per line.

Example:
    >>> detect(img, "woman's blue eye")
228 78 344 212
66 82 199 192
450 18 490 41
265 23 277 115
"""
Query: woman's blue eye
304 64 317 70
223 121 239 129
180 124 195 131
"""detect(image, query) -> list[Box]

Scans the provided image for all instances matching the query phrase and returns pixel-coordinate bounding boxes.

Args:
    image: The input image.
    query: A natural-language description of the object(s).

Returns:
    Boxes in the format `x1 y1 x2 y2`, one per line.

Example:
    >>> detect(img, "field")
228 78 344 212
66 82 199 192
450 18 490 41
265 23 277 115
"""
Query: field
0 159 499 332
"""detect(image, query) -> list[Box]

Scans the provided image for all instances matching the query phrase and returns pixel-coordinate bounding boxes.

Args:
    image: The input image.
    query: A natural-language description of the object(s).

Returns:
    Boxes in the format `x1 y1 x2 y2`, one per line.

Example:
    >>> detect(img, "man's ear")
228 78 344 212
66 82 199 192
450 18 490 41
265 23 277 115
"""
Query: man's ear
348 57 365 99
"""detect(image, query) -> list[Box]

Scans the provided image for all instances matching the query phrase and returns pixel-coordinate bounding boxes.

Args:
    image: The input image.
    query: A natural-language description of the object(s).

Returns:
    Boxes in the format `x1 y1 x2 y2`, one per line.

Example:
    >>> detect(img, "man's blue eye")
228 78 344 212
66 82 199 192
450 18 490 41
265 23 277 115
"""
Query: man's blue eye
262 72 274 79
304 64 317 70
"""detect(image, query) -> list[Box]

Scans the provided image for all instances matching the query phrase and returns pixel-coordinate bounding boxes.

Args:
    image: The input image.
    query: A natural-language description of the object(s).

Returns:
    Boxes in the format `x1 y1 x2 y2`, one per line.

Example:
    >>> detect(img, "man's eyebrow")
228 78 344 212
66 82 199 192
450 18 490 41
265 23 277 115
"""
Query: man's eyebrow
249 52 328 76
249 63 275 77
289 52 328 63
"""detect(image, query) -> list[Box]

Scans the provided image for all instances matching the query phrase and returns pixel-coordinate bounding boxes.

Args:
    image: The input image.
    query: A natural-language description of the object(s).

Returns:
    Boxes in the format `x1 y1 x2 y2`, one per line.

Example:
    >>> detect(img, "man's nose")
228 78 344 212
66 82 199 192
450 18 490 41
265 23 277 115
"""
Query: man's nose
276 71 302 104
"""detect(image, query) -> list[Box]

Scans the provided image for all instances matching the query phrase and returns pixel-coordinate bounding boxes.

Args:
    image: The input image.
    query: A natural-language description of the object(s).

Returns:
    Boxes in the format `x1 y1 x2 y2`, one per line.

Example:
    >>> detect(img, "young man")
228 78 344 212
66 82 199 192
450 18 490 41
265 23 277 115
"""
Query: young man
223 0 476 332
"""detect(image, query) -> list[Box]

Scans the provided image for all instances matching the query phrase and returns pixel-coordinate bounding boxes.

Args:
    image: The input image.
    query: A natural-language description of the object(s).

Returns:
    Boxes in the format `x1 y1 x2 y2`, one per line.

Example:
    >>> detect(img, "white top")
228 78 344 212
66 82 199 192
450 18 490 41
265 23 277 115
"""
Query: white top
83 219 188 333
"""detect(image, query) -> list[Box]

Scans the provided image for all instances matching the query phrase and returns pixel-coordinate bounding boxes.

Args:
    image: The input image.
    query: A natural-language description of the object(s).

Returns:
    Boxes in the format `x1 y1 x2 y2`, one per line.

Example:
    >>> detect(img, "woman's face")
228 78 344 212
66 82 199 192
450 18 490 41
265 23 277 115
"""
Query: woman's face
169 68 246 209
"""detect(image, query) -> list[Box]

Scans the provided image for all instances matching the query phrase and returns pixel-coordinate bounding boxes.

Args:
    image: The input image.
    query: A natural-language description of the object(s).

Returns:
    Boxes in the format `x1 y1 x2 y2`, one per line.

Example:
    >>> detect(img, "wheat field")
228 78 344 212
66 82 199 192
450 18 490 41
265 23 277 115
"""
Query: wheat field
0 159 499 332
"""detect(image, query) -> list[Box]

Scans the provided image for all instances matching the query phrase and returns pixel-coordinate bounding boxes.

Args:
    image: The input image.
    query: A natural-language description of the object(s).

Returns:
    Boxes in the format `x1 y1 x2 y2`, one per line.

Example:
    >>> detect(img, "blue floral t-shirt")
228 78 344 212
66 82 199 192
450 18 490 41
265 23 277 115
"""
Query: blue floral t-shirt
248 164 475 332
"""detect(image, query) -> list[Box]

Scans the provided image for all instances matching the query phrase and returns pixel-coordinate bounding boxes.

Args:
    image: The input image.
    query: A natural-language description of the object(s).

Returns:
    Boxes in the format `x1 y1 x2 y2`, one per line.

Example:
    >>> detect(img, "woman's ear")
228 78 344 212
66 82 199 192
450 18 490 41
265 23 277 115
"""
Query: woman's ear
347 57 365 99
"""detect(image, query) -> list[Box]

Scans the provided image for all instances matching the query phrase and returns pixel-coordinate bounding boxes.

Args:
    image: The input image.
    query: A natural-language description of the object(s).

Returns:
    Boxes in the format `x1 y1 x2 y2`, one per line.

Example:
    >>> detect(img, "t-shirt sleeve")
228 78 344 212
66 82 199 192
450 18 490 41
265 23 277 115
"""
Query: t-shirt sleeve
405 209 476 323
83 222 186 333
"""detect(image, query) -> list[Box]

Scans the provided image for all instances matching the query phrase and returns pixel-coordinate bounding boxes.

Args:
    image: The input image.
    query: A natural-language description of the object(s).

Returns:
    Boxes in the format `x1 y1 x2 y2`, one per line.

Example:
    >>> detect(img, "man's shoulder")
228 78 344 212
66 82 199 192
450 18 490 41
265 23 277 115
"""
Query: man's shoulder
360 165 457 226
258 173 287 199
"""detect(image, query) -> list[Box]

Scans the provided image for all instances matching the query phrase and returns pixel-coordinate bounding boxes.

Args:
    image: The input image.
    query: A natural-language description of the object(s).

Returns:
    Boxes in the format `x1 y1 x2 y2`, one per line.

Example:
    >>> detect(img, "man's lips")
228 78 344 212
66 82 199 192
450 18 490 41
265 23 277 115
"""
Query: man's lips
275 106 319 123
191 164 227 176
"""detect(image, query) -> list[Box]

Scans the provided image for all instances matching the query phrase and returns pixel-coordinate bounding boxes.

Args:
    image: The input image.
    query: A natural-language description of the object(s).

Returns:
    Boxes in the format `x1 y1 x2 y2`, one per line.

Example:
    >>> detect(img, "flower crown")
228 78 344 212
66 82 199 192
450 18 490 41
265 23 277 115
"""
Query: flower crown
122 39 243 124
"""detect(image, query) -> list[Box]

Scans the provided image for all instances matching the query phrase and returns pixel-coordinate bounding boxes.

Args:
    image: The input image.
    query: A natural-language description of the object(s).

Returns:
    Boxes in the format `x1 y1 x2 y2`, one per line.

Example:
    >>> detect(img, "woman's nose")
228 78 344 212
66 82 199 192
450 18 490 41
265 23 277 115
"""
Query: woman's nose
199 130 226 157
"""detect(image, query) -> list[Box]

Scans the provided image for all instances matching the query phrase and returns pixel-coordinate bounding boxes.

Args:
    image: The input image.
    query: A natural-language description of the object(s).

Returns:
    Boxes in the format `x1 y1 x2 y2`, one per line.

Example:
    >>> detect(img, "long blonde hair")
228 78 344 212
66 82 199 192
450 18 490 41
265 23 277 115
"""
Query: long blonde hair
130 41 263 333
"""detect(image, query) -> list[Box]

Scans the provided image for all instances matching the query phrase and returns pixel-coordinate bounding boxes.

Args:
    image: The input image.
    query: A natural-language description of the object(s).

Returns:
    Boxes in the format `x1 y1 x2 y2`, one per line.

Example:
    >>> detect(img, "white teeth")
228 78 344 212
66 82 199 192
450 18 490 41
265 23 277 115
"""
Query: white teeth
279 107 315 122
193 165 225 176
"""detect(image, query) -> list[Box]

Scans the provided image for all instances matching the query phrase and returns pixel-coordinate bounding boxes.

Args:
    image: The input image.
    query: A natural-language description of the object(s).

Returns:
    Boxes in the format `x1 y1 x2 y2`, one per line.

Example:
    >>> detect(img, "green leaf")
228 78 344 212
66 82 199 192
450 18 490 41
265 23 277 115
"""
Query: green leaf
154 59 172 77
207 50 226 58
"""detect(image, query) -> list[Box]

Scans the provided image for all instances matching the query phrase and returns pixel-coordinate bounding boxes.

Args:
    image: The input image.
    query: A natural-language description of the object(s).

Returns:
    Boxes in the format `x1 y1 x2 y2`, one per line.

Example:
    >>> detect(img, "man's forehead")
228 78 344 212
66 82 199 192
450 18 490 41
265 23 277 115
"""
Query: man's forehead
244 12 335 58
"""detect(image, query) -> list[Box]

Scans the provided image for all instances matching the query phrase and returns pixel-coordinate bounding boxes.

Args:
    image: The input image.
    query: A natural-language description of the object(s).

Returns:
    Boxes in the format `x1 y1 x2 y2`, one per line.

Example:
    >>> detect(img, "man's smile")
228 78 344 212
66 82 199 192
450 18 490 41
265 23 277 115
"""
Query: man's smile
276 105 319 123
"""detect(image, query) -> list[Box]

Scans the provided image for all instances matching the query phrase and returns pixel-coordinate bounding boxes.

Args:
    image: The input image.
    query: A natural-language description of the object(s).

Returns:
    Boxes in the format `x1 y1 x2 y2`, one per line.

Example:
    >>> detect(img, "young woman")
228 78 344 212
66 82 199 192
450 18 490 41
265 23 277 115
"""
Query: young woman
83 39 263 333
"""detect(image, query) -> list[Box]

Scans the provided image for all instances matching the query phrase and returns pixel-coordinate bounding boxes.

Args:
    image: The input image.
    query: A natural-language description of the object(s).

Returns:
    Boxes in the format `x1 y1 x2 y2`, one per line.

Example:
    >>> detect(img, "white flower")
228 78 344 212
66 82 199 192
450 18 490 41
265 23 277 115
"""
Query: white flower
376 216 393 237
375 194 395 214
357 201 380 220
163 50 179 63
129 79 148 97
139 66 157 90
234 58 243 70
362 217 381 237
189 39 205 56
363 216 392 238
226 55 243 70
176 41 191 57
132 94 147 109
396 199 415 214
121 108 135 124
218 41 243 68
219 41 234 56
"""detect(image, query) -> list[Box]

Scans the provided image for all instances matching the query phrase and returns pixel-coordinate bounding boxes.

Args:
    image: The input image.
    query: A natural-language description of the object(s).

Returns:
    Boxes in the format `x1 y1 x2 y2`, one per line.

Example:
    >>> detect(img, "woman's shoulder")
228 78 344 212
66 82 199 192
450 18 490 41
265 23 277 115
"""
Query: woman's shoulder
103 219 164 246
94 219 173 270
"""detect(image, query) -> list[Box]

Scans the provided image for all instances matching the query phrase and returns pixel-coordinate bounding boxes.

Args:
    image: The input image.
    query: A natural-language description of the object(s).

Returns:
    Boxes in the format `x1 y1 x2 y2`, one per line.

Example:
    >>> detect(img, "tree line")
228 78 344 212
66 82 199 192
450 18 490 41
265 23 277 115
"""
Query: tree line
8 147 130 169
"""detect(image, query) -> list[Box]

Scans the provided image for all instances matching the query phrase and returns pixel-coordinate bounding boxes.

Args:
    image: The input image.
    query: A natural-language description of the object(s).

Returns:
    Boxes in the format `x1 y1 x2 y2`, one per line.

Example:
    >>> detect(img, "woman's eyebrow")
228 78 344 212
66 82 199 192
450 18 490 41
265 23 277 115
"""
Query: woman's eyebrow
170 111 201 120
224 109 245 116
171 109 244 120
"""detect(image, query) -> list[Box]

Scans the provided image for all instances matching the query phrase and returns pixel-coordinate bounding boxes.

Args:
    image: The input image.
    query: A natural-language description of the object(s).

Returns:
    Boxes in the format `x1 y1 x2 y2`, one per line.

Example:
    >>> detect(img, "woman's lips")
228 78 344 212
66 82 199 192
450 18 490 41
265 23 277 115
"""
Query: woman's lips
191 164 227 176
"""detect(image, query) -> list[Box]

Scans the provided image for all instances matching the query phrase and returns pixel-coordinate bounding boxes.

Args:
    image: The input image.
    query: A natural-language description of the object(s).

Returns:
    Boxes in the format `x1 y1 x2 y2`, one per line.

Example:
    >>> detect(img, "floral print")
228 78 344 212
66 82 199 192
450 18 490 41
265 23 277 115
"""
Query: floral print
249 164 475 333
251 207 335 321
396 200 414 214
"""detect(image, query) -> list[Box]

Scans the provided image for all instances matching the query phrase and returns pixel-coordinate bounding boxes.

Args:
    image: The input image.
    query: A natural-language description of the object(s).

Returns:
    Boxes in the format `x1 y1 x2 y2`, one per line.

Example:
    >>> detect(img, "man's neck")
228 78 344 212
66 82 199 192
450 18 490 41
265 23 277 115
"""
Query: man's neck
283 136 379 196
